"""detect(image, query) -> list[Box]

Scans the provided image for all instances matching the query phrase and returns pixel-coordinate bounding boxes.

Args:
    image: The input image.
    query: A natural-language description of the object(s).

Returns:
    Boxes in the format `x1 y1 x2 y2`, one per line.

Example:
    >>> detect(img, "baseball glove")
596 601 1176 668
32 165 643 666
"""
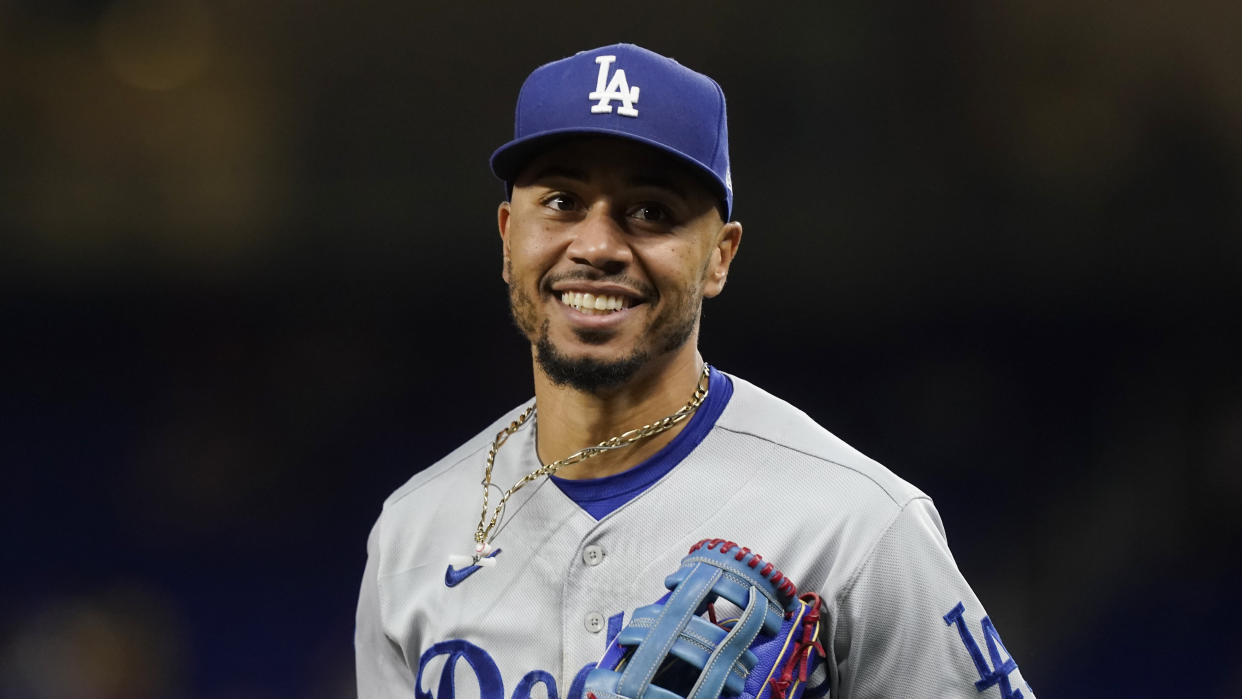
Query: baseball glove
585 539 826 699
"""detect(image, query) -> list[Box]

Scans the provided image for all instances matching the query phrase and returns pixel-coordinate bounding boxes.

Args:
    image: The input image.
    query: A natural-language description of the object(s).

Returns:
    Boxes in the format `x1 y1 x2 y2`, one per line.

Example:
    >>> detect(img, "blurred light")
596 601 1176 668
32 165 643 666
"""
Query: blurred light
1 585 187 698
97 0 213 91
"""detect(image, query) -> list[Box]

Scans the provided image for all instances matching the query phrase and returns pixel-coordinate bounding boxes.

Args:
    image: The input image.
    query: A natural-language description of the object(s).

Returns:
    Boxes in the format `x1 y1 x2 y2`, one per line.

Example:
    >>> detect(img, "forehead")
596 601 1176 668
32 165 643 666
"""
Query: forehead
512 137 719 202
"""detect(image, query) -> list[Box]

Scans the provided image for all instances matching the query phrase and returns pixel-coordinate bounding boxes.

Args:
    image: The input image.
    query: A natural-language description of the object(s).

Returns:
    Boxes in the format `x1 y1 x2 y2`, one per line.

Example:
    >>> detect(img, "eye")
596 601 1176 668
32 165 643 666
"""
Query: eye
628 202 671 224
541 193 578 212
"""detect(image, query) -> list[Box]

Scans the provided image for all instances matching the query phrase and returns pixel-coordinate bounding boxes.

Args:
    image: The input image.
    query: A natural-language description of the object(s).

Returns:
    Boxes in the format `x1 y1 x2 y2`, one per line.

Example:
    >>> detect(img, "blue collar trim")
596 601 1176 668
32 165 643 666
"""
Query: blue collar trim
549 366 733 519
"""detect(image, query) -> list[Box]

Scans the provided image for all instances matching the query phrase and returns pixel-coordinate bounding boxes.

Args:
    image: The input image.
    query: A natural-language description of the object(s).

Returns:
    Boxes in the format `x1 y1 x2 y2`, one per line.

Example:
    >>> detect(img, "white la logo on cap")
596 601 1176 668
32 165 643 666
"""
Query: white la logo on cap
589 55 639 117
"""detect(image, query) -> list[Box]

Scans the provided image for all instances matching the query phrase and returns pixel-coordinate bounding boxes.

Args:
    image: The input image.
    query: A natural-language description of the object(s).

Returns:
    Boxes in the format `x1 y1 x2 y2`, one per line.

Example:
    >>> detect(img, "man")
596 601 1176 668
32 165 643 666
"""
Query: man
356 44 1035 699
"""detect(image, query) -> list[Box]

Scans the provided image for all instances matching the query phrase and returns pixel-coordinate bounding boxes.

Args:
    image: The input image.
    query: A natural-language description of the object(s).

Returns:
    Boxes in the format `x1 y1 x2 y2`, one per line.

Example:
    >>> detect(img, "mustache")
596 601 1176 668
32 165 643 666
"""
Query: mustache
541 270 657 299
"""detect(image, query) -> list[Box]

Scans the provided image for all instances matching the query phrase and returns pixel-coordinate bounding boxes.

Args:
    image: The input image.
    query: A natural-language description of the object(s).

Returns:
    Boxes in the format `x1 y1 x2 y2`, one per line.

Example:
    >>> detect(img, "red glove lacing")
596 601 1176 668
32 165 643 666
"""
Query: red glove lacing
767 593 826 699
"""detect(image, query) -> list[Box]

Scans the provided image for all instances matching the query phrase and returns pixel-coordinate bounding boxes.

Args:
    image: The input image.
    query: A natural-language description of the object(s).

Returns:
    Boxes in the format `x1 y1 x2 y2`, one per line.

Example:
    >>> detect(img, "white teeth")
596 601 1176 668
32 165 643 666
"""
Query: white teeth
559 291 630 314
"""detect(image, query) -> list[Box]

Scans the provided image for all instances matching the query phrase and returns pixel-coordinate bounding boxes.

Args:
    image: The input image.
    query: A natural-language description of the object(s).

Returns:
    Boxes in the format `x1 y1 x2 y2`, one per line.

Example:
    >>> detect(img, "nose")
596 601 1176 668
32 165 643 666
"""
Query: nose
565 206 632 274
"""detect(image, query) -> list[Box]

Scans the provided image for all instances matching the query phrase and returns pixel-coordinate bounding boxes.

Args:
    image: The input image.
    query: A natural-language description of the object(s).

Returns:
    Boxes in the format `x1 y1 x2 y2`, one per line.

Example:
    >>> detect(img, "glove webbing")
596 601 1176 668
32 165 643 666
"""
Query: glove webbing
615 561 771 699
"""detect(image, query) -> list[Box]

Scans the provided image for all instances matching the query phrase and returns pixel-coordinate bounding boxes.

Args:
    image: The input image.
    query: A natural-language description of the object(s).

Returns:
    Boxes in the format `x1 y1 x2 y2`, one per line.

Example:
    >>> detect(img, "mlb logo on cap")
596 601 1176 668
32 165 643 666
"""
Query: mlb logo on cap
490 43 734 219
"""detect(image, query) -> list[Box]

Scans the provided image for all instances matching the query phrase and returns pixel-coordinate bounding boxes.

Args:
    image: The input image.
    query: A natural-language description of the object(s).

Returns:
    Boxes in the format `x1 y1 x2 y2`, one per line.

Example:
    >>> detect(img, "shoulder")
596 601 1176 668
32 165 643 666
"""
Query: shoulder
713 372 926 510
365 399 535 576
653 371 943 617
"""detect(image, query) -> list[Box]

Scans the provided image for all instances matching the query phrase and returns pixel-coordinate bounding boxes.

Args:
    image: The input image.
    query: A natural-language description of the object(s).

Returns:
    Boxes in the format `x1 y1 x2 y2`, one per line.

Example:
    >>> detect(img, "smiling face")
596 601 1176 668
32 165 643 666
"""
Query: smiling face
497 137 741 393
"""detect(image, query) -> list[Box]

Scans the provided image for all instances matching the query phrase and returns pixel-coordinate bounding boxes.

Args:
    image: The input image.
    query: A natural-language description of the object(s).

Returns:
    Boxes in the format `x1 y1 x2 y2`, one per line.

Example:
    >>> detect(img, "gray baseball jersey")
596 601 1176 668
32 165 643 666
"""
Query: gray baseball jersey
356 372 1035 698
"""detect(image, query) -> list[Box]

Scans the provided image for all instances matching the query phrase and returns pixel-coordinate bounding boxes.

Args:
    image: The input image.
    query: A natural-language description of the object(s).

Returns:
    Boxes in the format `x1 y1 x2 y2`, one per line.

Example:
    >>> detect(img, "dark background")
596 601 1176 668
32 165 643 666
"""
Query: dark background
3 1 1240 697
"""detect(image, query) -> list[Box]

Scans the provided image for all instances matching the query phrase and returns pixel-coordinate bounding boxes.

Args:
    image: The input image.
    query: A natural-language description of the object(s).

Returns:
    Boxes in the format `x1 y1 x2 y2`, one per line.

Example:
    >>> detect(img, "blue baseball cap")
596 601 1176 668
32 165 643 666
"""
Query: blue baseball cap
490 43 733 219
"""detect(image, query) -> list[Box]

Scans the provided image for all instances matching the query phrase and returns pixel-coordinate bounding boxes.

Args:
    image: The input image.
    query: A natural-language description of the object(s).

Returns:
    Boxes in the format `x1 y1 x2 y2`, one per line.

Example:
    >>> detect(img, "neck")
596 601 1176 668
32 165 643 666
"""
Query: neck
531 346 706 480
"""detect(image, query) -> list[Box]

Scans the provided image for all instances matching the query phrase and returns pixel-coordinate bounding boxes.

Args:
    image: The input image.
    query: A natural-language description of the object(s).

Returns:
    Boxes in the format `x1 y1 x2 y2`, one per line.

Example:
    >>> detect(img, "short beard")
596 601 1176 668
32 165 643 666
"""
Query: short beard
535 330 649 392
507 261 701 394
532 301 697 392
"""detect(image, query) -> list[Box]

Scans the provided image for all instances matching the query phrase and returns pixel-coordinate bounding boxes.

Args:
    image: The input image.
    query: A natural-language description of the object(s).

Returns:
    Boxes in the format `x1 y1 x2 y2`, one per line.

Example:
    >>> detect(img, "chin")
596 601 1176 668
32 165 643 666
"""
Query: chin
535 335 650 392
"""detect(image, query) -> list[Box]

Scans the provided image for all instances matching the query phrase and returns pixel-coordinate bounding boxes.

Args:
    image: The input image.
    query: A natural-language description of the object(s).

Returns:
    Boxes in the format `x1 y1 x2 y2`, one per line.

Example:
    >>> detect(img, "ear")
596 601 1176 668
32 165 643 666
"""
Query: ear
498 201 512 284
702 221 742 298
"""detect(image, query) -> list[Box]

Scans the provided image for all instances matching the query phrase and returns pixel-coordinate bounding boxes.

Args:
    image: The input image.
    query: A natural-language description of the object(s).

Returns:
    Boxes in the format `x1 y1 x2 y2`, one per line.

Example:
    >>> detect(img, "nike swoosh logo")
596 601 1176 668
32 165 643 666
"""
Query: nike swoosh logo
444 549 502 587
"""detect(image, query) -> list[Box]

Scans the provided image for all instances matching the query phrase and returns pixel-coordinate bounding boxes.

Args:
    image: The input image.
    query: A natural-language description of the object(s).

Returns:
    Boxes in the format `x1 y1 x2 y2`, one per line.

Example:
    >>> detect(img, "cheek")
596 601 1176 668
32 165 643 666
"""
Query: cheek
652 243 712 288
507 235 554 278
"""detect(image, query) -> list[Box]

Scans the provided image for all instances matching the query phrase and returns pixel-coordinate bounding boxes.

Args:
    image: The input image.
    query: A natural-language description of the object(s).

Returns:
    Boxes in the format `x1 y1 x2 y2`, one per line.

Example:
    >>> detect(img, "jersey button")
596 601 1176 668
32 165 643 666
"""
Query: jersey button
582 545 605 566
584 612 605 633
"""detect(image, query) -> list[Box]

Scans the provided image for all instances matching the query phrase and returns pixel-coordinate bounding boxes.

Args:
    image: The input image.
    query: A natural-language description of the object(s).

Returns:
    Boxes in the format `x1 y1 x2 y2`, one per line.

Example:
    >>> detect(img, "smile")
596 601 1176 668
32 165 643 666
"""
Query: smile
560 291 630 315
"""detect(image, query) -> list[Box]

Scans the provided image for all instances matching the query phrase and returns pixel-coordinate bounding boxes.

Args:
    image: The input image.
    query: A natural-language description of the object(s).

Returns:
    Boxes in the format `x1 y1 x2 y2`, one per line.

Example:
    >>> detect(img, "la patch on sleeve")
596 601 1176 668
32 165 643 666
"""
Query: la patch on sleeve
944 602 1035 698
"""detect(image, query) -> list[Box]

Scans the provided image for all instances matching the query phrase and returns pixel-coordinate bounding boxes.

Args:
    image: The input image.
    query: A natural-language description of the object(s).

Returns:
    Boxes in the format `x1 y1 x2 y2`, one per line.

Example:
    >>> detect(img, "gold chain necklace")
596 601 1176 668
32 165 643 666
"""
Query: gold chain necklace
452 363 712 567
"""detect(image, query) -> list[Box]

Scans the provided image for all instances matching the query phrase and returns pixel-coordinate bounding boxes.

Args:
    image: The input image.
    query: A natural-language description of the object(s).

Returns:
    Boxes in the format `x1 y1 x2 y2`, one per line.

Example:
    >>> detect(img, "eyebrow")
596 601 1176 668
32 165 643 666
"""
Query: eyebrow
627 174 688 200
527 165 588 184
